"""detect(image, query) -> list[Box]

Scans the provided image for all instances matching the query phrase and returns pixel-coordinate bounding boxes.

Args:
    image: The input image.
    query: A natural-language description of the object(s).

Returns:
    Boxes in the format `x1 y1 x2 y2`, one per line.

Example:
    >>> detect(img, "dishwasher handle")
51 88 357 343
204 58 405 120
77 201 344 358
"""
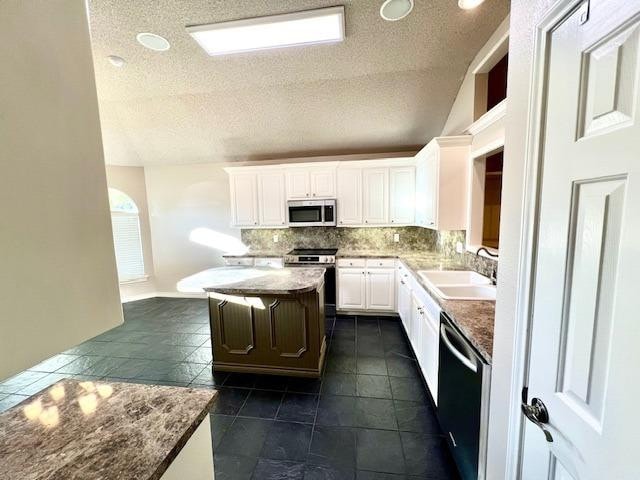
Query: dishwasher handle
440 323 478 373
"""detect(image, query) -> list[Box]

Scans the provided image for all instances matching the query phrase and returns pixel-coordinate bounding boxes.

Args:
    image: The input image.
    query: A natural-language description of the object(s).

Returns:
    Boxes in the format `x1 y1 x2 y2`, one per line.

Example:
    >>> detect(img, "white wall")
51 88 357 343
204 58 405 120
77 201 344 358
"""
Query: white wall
144 164 238 293
105 166 157 301
0 1 122 380
441 16 510 136
486 1 556 479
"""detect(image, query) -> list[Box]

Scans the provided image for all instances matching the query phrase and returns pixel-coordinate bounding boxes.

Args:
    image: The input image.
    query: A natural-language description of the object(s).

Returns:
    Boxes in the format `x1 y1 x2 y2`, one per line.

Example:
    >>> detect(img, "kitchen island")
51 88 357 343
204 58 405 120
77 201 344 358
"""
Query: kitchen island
0 379 216 480
181 266 327 378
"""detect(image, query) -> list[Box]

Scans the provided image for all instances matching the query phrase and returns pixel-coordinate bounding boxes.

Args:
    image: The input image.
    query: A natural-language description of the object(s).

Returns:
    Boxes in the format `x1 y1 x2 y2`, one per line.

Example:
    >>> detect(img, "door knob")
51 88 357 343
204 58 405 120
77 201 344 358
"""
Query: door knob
521 388 553 442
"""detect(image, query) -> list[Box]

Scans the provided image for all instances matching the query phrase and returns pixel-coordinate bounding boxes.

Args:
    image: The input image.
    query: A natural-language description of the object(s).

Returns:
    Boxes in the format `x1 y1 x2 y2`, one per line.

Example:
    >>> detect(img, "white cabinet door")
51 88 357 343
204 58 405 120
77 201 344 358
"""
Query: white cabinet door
230 173 258 227
286 170 310 199
398 275 412 332
338 268 366 310
362 168 389 225
336 168 362 225
310 169 336 198
420 312 439 404
423 152 438 229
366 268 395 311
257 172 286 227
390 167 415 224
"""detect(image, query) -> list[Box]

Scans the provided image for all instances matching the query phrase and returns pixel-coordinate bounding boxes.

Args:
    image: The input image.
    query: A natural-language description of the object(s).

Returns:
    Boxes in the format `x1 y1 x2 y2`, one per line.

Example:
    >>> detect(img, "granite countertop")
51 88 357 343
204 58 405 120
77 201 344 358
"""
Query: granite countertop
217 249 495 362
222 250 288 258
337 250 495 363
178 266 326 295
0 379 216 480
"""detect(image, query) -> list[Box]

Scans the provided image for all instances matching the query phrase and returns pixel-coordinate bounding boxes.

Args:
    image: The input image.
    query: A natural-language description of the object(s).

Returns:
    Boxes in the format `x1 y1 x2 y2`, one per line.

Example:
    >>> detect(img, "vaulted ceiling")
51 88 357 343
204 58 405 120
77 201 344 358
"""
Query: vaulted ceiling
88 0 509 166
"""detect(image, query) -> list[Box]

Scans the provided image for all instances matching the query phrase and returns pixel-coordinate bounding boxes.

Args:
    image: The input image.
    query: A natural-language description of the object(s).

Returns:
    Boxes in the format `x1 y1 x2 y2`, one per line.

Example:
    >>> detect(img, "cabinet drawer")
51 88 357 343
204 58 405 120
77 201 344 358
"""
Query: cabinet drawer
337 258 366 268
366 258 395 268
224 257 254 266
254 257 283 268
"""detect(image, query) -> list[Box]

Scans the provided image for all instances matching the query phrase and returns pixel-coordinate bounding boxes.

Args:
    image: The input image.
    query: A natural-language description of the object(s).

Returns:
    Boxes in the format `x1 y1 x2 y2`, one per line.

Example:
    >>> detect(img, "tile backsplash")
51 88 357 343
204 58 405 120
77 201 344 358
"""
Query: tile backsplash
241 226 498 278
241 226 437 253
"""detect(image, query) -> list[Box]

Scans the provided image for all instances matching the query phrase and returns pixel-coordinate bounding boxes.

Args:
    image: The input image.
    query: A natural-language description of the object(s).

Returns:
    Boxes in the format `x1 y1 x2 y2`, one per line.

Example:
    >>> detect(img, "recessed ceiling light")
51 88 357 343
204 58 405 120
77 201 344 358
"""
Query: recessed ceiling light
458 0 487 9
186 6 345 56
380 0 414 21
136 32 170 51
107 55 125 67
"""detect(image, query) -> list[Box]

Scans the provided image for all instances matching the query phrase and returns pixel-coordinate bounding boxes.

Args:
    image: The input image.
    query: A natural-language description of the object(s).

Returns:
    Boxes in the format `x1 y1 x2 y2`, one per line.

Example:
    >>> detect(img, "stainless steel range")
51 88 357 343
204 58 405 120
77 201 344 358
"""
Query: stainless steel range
285 248 337 308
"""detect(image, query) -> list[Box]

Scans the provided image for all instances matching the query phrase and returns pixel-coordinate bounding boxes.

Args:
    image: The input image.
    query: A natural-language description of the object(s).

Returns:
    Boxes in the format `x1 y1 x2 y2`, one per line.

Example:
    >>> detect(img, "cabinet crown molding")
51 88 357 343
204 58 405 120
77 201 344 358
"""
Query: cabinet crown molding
465 99 507 136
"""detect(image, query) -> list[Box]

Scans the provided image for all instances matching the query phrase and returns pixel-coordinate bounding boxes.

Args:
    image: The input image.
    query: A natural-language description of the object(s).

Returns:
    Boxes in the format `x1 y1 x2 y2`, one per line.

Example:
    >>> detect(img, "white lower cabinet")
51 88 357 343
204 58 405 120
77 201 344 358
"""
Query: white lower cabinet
397 262 441 404
366 269 395 311
397 271 412 334
338 259 395 311
337 268 367 310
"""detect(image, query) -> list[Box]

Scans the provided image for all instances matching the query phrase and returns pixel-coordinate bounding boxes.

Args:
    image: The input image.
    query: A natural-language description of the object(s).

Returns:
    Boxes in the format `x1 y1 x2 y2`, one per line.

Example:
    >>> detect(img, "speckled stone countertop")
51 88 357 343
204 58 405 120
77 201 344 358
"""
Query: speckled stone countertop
339 250 495 363
179 266 326 295
223 250 288 258
0 379 216 480
216 249 495 362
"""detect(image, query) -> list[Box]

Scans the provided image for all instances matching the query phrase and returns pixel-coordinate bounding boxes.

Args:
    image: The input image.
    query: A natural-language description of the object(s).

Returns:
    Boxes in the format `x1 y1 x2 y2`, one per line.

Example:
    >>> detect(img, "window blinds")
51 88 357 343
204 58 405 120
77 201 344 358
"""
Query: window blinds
111 213 145 281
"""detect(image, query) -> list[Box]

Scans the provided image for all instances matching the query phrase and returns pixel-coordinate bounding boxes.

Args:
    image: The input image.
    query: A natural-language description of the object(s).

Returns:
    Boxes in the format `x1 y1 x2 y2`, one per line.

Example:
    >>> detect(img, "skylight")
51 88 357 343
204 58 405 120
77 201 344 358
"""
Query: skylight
186 6 345 56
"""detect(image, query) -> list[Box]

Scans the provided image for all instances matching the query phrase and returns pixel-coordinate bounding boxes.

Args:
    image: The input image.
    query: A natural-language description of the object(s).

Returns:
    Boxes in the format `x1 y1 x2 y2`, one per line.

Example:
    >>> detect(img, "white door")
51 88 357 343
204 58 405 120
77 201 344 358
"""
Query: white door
522 2 640 479
257 172 286 227
337 168 363 225
286 170 310 199
366 268 395 311
338 268 366 310
390 167 416 224
230 173 258 227
363 168 389 225
310 169 336 198
423 152 438 228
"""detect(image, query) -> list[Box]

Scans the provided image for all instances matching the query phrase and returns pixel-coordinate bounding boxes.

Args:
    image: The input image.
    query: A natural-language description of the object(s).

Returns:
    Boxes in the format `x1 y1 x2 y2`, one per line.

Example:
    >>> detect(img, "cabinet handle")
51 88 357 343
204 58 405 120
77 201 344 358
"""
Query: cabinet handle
400 280 405 285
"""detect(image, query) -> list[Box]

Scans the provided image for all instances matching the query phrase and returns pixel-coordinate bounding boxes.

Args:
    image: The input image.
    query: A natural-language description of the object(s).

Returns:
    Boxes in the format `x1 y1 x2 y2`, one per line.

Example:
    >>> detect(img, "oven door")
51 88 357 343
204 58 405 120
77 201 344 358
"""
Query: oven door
287 202 324 226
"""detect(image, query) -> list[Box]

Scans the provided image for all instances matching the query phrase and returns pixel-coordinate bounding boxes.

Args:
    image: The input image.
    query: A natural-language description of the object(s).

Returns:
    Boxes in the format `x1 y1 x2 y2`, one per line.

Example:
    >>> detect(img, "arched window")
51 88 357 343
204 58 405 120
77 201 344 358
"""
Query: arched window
108 188 145 282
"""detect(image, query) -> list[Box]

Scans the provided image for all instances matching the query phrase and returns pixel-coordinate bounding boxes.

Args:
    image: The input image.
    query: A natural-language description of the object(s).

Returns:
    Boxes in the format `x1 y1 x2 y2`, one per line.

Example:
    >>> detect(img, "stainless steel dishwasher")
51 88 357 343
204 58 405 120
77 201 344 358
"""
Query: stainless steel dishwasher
437 312 491 480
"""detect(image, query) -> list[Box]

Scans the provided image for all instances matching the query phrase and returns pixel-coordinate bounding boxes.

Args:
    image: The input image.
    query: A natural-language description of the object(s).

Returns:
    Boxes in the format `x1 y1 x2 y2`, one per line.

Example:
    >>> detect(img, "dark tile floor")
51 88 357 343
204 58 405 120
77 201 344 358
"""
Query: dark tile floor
0 297 458 480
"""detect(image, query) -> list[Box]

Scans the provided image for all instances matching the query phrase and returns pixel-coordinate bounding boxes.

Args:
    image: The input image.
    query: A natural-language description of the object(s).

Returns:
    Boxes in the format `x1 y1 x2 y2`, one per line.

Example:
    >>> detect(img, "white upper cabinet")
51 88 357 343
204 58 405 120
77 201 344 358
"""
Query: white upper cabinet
286 167 336 199
415 136 471 230
230 173 258 227
389 167 416 225
362 167 389 225
286 170 310 199
336 167 362 225
309 169 336 198
257 171 286 227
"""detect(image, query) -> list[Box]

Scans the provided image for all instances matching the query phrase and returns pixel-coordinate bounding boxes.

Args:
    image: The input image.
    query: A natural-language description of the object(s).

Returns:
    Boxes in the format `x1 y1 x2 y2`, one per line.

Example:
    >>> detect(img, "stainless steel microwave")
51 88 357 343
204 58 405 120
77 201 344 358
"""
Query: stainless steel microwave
287 199 336 227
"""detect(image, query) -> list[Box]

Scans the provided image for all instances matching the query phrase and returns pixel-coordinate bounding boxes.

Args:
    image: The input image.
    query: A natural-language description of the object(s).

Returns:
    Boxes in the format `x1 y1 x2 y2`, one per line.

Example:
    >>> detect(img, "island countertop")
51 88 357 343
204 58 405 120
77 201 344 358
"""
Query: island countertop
178 266 326 295
0 379 216 480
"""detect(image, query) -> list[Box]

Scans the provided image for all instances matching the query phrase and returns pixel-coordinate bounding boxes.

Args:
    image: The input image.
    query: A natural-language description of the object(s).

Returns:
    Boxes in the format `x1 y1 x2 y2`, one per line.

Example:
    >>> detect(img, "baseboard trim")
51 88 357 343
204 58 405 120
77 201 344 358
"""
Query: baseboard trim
121 291 207 303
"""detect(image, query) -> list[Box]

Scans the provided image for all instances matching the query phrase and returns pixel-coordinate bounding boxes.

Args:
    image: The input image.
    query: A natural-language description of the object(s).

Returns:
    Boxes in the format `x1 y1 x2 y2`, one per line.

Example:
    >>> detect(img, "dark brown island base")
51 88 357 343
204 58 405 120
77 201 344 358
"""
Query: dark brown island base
203 266 327 378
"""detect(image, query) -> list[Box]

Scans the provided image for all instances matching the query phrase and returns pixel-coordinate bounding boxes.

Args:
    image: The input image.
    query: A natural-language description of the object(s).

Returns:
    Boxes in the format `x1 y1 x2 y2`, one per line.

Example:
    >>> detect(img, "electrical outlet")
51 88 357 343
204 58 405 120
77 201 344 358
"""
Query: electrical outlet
273 234 279 243
393 233 400 243
456 242 464 254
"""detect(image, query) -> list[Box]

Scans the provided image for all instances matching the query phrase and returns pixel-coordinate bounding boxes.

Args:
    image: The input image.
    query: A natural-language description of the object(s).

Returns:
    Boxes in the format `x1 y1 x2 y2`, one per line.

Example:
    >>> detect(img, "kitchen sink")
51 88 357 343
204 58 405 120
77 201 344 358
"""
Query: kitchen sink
418 270 492 286
417 270 496 301
432 284 496 301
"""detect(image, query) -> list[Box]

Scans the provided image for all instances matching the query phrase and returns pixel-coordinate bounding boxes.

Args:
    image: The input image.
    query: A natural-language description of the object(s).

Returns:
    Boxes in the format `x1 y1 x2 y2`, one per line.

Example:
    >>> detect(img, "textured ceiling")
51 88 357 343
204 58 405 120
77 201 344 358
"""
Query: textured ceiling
87 0 509 166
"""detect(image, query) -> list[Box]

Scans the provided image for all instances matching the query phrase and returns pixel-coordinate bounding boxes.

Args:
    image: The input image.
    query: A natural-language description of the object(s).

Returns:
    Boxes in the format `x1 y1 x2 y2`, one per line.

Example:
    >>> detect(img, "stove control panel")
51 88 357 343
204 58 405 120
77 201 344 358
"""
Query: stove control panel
285 255 335 264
